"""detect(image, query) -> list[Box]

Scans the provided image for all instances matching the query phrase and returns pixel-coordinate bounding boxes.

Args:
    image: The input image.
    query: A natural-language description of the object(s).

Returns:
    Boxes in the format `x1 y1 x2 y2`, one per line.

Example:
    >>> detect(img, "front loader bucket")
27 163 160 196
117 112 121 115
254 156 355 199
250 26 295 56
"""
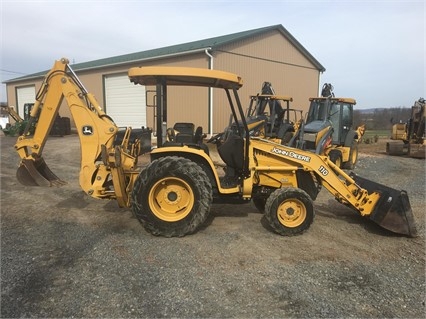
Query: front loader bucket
16 158 66 187
350 173 417 237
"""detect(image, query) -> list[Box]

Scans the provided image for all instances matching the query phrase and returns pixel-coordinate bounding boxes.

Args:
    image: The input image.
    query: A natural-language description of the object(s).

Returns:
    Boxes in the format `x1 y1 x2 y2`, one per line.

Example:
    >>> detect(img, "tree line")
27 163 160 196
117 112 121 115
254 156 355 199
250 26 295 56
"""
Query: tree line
353 107 413 131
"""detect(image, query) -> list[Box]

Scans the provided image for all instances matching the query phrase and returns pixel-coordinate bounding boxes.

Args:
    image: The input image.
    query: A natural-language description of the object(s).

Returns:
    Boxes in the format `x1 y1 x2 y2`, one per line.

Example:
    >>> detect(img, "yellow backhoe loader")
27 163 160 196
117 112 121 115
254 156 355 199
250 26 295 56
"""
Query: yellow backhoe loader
288 84 364 169
15 58 417 238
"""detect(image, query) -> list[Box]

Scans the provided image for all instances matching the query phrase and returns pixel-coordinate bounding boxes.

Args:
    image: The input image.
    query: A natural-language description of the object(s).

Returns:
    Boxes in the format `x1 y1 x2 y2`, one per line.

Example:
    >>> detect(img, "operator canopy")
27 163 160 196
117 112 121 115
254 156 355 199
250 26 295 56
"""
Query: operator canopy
128 66 243 89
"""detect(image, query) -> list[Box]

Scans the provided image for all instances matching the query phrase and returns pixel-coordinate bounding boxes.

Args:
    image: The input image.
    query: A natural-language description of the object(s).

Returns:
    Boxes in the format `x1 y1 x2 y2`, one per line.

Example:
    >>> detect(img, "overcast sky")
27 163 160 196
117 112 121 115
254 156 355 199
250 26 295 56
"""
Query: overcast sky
1 0 424 109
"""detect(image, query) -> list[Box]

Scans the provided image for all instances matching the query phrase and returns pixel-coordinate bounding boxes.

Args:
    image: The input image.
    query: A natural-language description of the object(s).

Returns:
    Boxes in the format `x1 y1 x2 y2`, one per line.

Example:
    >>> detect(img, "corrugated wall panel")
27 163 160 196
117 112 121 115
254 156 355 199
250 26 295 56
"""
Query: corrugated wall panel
213 30 320 132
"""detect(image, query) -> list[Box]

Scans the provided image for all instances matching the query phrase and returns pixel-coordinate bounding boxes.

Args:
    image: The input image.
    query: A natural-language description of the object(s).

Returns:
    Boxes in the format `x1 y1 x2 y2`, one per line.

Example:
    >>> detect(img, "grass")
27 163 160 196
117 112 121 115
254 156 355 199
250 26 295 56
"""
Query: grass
362 129 389 139
360 129 390 144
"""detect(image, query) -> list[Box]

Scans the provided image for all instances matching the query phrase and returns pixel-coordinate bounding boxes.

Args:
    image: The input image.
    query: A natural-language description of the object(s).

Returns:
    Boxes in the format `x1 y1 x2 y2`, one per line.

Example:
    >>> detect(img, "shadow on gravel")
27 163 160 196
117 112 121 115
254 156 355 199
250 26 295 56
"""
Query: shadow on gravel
55 191 90 209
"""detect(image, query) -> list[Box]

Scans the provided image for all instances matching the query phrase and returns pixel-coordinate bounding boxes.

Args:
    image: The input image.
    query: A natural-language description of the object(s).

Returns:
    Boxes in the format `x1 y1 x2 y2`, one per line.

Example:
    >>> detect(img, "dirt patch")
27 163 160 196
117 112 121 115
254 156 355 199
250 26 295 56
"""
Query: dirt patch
1 134 425 318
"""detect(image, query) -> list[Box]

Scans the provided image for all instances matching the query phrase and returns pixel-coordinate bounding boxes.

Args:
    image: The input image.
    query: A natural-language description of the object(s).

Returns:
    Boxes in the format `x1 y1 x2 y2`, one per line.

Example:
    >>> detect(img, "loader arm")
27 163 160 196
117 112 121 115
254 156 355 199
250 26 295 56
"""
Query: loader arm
14 58 143 207
251 137 417 236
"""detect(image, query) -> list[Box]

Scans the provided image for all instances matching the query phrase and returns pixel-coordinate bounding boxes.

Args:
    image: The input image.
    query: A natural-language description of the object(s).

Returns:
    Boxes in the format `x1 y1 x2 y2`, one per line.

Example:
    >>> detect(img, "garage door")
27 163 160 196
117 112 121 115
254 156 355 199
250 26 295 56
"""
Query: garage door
104 74 146 128
16 86 35 118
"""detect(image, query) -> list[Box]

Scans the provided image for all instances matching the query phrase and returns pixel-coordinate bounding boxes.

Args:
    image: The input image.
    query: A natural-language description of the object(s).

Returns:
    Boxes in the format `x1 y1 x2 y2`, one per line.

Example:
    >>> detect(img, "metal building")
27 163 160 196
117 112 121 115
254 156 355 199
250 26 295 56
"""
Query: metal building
4 24 325 135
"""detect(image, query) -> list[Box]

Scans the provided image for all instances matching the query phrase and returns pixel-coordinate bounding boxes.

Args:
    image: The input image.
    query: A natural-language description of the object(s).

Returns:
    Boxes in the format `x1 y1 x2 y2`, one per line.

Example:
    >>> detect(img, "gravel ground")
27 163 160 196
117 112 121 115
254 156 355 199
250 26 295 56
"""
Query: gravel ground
1 134 425 318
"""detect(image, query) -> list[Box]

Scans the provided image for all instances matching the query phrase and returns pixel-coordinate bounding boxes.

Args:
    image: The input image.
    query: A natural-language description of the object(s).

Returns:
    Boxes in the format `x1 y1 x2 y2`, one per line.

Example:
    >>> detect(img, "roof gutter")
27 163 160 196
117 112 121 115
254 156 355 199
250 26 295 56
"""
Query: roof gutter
205 48 214 136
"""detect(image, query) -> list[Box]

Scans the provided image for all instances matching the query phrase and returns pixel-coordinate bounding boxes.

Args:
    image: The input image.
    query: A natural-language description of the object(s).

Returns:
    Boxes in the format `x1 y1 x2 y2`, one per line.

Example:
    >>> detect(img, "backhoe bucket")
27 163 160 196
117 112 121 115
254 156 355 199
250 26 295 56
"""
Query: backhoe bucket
16 158 66 187
350 173 417 237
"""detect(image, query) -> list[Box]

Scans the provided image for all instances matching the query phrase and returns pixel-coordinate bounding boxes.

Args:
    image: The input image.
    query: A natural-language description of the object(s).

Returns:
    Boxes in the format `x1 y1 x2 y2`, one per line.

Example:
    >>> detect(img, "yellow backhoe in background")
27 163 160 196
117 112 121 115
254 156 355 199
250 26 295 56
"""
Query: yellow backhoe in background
288 84 364 169
14 58 417 238
209 82 303 146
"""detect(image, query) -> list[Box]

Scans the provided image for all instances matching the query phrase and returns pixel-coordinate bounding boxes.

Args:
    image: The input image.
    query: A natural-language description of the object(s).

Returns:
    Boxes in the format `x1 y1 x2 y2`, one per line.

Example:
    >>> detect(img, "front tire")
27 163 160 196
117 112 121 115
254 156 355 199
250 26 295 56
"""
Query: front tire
264 187 314 236
131 156 212 237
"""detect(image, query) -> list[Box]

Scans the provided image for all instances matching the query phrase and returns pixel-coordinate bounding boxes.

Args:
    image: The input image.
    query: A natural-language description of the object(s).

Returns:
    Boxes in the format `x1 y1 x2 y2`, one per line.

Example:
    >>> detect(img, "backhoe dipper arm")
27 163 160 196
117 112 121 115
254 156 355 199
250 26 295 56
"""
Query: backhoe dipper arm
15 58 119 195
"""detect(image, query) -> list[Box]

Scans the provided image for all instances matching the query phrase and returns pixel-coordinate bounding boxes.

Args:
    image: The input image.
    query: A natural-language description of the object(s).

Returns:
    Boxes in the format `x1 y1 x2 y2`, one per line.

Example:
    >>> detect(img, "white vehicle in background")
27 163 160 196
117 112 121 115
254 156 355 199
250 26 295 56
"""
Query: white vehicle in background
0 116 9 130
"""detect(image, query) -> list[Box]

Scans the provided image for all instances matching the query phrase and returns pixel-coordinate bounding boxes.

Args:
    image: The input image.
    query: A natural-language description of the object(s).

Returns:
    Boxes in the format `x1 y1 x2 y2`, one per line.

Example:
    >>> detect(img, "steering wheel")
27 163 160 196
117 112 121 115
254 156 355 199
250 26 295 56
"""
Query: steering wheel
207 132 223 144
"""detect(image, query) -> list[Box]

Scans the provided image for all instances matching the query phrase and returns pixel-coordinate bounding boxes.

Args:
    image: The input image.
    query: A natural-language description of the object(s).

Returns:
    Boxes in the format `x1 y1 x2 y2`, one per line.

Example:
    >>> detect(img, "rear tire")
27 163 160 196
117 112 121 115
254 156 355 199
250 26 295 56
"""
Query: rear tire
131 156 212 237
264 187 314 236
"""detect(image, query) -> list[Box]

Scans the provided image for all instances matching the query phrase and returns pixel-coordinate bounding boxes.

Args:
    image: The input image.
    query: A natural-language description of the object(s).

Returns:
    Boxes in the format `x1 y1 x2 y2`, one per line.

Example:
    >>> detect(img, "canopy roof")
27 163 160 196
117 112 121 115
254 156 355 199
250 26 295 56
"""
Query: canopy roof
128 66 243 89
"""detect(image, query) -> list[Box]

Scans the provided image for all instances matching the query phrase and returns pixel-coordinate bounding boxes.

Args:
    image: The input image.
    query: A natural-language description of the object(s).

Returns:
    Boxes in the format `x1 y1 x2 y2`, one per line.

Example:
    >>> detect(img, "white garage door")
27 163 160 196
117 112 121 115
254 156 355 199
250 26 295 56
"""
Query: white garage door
16 86 35 118
104 74 146 128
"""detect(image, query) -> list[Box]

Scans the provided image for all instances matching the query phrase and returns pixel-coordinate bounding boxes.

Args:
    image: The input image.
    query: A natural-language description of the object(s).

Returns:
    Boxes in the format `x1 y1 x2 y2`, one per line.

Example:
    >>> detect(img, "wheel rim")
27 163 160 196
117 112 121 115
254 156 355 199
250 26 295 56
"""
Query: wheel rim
277 198 306 228
149 177 194 222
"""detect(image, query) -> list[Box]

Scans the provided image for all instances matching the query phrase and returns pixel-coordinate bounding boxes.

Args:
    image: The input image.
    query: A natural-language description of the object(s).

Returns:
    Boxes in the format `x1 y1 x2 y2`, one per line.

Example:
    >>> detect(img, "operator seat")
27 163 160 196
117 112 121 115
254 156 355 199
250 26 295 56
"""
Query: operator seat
217 134 244 172
174 122 195 143
217 134 244 188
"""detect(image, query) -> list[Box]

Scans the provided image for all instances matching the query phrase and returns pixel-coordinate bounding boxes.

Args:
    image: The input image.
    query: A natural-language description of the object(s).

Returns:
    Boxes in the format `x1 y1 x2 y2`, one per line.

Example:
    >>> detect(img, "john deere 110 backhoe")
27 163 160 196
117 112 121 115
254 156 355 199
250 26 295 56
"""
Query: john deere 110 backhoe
14 58 417 238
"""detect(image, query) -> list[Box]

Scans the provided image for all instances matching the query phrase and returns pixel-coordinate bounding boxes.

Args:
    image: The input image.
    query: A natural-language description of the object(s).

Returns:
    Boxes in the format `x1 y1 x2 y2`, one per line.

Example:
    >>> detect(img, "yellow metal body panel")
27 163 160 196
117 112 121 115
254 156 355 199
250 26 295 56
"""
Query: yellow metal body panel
249 137 379 216
150 145 241 195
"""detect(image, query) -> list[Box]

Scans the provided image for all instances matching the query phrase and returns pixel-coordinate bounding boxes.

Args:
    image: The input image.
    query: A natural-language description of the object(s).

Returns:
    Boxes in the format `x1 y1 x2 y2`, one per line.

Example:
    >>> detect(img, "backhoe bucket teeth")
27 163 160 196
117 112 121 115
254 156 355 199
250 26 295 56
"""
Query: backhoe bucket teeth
16 158 66 187
350 173 417 237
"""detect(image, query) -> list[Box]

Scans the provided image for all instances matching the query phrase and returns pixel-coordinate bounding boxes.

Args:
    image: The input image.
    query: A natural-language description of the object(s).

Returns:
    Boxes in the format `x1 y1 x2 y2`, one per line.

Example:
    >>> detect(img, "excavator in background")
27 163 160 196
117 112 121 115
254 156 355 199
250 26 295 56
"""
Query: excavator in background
386 98 425 158
14 58 417 238
288 83 364 169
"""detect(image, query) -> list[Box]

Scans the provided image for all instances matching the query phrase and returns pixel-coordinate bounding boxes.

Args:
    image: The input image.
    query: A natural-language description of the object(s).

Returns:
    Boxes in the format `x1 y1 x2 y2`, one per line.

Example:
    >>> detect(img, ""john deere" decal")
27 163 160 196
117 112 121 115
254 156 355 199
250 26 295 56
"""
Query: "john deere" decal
271 147 311 162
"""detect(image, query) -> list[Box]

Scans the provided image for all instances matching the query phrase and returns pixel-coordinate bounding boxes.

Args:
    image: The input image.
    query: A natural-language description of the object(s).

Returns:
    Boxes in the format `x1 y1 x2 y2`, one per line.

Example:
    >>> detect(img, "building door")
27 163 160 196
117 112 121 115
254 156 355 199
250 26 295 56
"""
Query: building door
16 86 35 118
104 74 146 128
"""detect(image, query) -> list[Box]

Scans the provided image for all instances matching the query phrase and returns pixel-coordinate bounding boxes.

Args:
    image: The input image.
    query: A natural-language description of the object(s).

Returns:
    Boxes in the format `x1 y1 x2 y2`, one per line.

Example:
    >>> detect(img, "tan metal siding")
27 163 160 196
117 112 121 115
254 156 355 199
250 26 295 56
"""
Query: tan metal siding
212 30 320 132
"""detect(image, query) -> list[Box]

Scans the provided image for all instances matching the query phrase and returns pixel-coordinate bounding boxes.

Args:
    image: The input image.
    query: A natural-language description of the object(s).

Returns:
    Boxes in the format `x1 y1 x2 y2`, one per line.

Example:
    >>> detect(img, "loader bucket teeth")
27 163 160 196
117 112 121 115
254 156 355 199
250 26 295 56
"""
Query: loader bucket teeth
16 158 66 187
350 173 417 237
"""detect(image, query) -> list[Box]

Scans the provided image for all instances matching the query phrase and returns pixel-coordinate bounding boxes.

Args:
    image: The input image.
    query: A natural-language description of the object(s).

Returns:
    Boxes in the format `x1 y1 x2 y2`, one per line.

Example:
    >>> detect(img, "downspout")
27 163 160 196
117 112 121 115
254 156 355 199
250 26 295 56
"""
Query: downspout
205 48 213 136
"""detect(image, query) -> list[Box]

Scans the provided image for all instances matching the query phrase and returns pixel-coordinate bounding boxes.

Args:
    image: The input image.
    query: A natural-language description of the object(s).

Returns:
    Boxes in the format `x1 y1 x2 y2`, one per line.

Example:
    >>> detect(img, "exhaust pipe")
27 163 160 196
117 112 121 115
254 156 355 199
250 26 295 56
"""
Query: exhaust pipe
16 158 66 187
350 173 417 237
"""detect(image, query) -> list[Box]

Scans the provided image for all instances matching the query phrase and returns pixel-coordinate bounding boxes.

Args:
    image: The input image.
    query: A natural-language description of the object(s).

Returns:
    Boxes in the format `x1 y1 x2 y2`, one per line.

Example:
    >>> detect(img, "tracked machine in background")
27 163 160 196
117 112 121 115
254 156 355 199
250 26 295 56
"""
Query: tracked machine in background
14 58 417 238
386 98 425 158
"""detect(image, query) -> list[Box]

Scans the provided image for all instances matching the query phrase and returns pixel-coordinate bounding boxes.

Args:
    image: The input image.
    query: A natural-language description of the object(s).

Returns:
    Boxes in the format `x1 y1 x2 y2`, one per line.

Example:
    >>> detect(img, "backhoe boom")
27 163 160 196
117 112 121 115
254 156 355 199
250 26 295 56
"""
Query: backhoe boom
15 58 150 207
